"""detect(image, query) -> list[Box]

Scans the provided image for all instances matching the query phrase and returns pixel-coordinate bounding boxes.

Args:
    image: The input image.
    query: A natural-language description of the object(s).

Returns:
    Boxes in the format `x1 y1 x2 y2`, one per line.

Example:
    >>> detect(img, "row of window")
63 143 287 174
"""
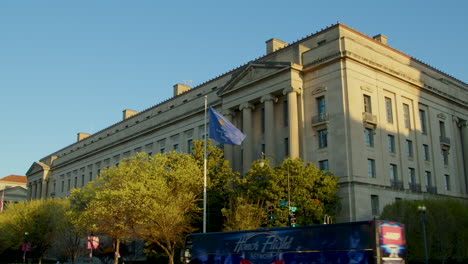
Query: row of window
52 130 207 196
370 95 452 140
367 159 451 191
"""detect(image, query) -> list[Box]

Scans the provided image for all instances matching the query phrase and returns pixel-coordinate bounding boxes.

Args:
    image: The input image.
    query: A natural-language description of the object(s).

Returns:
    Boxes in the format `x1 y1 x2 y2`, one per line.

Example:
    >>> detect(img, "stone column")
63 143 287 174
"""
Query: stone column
27 183 32 200
240 103 255 175
222 109 235 167
283 86 301 158
261 94 277 164
38 181 42 199
32 181 37 200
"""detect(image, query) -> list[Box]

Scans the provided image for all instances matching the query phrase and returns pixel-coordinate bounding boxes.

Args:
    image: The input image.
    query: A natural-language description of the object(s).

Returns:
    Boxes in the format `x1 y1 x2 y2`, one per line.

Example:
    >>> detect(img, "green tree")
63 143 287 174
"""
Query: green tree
380 199 468 263
0 199 70 264
225 158 340 230
69 163 137 264
69 152 203 264
191 139 238 232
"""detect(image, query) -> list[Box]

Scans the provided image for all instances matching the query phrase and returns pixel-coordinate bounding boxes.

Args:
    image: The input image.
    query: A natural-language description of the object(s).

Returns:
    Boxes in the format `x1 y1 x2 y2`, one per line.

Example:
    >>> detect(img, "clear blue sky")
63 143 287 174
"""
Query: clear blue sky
1 0 466 177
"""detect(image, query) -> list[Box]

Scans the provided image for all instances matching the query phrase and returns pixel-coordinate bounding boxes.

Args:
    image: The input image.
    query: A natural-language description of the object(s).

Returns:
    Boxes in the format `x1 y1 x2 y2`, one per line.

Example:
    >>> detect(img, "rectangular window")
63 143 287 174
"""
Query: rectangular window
390 164 398 181
419 109 427 134
444 174 451 191
284 137 289 156
67 179 71 191
87 165 93 181
371 195 379 216
368 159 376 178
319 160 329 171
61 181 64 193
439 121 446 138
113 155 120 166
74 177 78 188
388 135 395 153
442 149 449 166
423 144 430 161
390 164 397 181
408 168 416 184
173 144 179 151
385 97 393 123
406 140 413 157
317 96 326 117
318 129 328 148
363 95 372 113
187 139 194 154
403 103 411 129
365 128 374 147
104 159 110 168
81 175 85 186
145 143 153 156
425 171 432 187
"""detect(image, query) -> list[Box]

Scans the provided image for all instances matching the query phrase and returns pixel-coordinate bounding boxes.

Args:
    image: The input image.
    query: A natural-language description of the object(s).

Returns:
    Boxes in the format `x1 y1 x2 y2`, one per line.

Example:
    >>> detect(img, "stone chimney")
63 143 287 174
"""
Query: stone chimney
123 109 139 120
77 132 91 142
173 83 191 96
266 38 288 54
373 34 388 45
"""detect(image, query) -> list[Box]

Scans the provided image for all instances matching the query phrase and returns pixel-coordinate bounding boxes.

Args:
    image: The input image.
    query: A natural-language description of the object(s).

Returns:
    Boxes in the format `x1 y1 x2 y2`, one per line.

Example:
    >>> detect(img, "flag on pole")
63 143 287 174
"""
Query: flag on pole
208 106 246 145
87 236 99 249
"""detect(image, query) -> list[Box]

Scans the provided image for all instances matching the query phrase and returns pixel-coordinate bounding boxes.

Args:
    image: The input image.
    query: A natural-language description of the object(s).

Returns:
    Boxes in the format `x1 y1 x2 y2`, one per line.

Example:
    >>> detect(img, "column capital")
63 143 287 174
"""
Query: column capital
222 109 234 118
261 94 278 103
239 102 255 111
454 117 467 128
283 86 302 95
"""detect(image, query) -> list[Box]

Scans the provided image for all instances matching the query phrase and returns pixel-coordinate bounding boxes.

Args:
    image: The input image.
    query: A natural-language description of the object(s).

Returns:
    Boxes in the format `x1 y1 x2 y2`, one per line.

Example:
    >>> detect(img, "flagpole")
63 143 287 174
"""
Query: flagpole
203 96 207 233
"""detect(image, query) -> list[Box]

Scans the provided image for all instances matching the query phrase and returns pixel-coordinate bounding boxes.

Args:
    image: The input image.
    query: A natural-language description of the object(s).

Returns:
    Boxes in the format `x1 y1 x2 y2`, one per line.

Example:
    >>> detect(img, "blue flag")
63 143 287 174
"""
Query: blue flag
209 106 246 145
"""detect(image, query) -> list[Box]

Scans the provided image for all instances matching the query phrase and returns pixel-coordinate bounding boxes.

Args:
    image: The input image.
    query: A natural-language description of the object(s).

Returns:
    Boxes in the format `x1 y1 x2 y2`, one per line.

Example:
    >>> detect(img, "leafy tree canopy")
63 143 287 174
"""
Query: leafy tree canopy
69 151 203 264
381 198 468 263
191 139 239 232
224 157 340 230
0 198 70 264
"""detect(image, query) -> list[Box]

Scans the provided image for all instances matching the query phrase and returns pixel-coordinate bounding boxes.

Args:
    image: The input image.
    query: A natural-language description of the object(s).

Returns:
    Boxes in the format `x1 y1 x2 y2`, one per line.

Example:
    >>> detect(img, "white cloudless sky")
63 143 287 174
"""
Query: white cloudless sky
1 0 466 177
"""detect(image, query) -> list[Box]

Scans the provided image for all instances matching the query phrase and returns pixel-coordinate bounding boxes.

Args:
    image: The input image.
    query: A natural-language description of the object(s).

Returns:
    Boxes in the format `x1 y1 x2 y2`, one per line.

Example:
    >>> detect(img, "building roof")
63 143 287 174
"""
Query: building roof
1 175 27 183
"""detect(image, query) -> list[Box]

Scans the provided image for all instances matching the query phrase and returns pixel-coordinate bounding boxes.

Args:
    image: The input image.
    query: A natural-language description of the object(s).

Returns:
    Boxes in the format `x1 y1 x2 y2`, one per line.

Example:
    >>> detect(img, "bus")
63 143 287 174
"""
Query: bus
181 220 405 264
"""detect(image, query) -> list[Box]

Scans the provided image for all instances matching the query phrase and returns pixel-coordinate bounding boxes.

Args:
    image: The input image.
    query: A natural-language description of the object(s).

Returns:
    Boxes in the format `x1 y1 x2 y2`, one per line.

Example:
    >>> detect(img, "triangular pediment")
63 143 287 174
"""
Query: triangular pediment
26 161 49 177
219 62 291 95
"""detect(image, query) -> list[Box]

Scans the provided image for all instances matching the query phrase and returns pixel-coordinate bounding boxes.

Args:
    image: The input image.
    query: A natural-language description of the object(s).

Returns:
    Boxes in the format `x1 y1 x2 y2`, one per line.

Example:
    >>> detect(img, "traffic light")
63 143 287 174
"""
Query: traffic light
267 205 275 221
290 211 297 227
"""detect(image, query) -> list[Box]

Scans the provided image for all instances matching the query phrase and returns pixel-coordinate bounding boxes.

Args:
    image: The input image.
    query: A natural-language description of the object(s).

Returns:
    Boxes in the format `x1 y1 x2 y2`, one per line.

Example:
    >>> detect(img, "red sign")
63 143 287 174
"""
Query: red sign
87 236 99 249
381 225 403 245
22 242 32 252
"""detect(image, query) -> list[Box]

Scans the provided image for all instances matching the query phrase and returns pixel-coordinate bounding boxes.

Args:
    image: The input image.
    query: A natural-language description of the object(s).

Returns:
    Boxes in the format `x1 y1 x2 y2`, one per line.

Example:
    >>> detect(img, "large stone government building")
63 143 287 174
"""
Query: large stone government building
27 24 467 222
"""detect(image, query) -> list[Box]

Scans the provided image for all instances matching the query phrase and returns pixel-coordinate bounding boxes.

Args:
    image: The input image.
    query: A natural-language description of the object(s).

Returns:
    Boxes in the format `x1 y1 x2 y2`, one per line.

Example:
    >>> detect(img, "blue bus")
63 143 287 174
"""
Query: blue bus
181 220 405 264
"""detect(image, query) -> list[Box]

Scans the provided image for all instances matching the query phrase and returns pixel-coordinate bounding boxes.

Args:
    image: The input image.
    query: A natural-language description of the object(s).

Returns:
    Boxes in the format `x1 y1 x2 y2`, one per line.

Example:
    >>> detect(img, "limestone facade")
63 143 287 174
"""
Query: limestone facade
26 24 468 222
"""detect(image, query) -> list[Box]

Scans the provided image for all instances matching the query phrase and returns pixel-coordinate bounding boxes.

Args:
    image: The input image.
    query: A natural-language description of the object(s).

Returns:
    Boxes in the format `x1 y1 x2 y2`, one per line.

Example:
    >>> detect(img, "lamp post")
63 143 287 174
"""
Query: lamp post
259 152 291 226
22 232 29 264
418 205 428 264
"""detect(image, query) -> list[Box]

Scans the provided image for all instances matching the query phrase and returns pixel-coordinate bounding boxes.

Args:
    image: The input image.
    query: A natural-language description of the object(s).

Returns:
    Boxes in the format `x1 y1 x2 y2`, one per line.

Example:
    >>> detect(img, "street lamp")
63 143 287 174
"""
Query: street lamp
22 232 30 264
259 152 292 226
418 205 429 264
